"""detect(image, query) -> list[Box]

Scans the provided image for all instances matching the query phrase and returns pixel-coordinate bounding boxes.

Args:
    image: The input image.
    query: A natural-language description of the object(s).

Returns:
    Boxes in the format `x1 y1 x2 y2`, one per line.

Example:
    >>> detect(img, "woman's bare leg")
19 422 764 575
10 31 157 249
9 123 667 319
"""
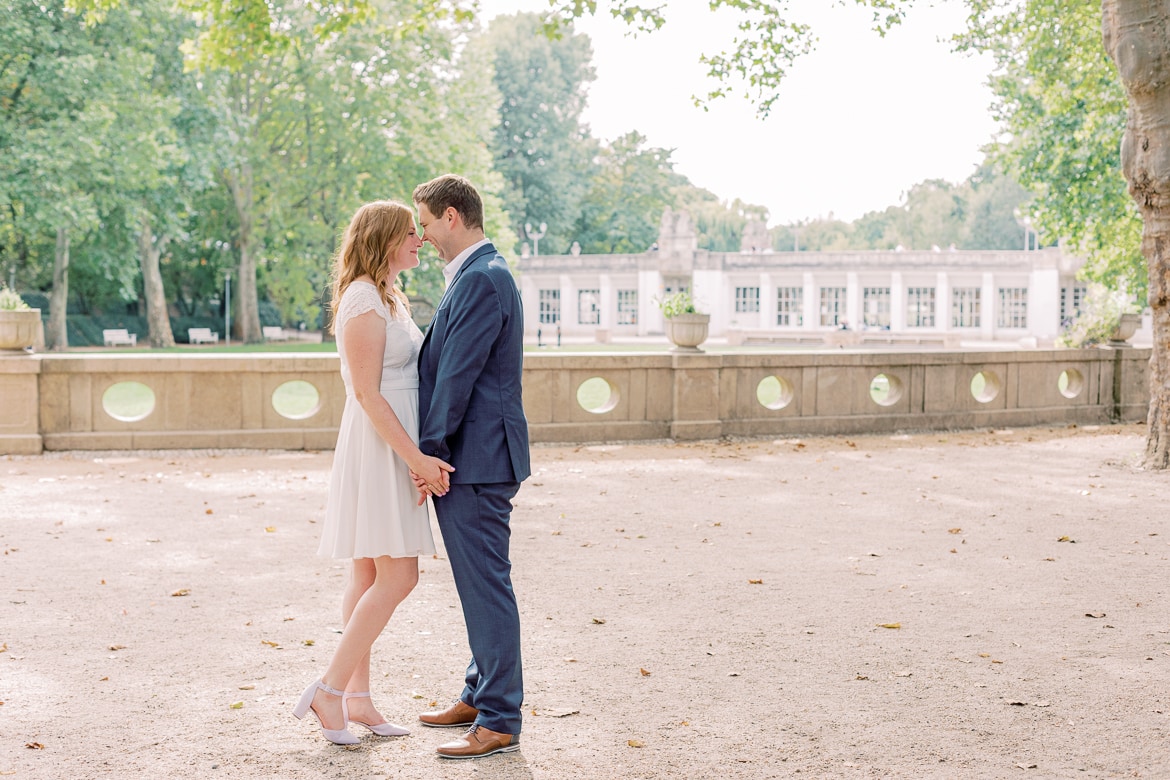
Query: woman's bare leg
312 555 418 728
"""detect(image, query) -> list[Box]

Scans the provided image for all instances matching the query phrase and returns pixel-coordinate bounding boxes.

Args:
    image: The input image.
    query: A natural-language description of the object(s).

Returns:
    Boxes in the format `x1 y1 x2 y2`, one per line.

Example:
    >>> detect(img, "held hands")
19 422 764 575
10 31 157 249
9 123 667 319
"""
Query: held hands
409 455 454 505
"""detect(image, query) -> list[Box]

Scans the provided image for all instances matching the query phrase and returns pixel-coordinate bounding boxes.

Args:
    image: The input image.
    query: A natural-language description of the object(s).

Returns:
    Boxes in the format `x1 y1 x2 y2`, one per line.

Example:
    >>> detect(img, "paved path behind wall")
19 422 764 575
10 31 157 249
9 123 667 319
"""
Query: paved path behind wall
1 424 1167 779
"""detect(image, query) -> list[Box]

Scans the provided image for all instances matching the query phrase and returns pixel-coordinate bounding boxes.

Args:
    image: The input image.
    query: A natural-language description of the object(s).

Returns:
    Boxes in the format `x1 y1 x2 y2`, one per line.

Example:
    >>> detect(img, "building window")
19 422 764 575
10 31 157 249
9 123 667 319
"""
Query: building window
617 289 638 325
906 287 936 327
819 286 846 327
539 289 560 324
998 287 1028 328
862 287 890 328
735 286 760 313
577 289 600 325
952 287 981 328
1061 284 1087 326
777 287 803 327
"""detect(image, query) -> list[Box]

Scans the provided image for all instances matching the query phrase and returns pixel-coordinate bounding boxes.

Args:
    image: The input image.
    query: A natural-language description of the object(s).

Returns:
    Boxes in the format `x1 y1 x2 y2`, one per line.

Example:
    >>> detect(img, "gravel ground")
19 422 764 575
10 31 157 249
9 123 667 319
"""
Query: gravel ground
1 423 1168 779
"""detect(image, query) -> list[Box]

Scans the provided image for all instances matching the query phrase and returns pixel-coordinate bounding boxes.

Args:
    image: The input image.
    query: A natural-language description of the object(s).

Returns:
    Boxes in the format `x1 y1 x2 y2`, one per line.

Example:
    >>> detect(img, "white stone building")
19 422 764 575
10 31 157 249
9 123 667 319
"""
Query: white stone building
515 208 1089 346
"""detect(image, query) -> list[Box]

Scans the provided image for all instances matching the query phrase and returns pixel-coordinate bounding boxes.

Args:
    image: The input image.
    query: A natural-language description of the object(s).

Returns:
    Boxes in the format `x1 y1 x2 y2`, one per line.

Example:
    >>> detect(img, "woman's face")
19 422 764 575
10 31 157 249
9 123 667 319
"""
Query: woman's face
389 223 423 276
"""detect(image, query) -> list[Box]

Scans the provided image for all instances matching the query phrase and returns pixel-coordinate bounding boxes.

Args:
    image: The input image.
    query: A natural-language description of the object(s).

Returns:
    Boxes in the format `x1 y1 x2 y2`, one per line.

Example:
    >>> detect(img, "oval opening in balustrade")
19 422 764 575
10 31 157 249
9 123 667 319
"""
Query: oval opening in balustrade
102 381 156 422
869 373 904 407
756 375 794 410
576 376 619 414
1058 368 1084 399
272 380 321 420
970 370 1001 404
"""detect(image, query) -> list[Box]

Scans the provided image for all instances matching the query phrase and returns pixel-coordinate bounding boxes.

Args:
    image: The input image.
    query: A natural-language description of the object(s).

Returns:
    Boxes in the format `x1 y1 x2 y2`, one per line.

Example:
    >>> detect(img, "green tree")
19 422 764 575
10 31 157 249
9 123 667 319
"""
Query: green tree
574 132 675 254
475 12 595 256
1 0 179 348
960 0 1140 291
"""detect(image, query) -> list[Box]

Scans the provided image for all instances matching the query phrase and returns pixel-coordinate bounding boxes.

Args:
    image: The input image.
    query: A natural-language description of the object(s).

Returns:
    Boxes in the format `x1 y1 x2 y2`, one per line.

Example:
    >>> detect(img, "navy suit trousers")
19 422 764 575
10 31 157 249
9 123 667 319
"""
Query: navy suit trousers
434 481 523 736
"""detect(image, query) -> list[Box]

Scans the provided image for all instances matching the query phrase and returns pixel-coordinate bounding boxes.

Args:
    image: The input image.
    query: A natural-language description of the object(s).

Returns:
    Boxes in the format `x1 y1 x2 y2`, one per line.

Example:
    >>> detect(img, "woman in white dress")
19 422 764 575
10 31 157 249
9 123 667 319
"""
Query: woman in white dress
294 200 454 745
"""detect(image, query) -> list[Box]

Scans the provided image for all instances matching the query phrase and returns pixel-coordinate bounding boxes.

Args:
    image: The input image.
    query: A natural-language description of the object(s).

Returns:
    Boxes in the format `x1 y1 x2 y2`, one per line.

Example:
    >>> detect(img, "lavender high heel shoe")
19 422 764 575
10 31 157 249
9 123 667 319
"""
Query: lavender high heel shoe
293 680 360 745
343 691 410 736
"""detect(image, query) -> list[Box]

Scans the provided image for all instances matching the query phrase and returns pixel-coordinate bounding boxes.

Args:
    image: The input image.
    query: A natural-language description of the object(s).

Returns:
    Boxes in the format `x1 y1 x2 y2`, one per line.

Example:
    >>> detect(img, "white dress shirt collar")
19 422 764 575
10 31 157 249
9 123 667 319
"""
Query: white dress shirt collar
442 238 491 288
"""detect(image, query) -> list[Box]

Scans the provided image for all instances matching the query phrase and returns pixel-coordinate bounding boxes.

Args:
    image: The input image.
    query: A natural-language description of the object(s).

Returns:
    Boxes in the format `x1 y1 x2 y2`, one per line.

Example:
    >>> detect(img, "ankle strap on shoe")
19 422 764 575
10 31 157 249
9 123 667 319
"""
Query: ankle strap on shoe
317 681 347 697
343 691 371 699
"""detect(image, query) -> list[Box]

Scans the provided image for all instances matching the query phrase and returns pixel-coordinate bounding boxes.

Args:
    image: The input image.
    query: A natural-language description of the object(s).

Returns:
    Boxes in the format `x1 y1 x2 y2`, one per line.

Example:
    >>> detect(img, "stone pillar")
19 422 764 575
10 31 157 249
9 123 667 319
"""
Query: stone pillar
802 272 817 330
559 274 573 335
669 352 723 440
0 355 42 454
890 272 906 332
981 272 996 340
846 271 860 330
760 272 774 330
1029 266 1062 343
639 269 662 336
599 273 613 329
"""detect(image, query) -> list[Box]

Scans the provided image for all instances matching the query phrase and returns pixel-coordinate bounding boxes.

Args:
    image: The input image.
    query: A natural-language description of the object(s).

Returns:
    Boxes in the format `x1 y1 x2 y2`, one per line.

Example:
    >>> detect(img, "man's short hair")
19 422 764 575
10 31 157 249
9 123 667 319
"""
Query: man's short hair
413 174 484 231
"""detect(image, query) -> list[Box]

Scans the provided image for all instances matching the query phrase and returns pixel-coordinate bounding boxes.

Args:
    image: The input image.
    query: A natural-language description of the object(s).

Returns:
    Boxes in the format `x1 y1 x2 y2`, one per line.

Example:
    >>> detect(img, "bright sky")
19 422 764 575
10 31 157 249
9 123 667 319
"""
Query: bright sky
474 1 1000 228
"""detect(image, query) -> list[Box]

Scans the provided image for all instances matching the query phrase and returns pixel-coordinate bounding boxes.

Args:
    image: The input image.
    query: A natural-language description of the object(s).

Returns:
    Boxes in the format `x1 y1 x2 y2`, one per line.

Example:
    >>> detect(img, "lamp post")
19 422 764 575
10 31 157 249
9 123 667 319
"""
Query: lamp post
224 270 231 346
524 221 547 257
1013 208 1035 251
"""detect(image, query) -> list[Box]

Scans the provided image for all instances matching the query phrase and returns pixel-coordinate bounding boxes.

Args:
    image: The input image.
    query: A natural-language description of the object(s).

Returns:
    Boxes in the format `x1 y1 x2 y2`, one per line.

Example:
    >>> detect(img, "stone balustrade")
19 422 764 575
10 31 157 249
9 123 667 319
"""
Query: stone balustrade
0 348 1151 455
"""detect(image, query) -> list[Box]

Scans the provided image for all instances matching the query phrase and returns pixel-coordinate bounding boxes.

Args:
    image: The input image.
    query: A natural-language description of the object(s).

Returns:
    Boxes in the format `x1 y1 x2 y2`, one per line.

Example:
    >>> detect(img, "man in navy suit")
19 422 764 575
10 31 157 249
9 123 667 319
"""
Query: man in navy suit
411 174 530 759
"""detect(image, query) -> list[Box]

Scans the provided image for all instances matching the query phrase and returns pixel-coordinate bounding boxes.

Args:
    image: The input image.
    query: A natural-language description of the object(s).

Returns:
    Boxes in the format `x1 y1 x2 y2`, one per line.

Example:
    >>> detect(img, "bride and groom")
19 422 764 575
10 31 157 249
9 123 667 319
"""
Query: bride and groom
292 174 529 759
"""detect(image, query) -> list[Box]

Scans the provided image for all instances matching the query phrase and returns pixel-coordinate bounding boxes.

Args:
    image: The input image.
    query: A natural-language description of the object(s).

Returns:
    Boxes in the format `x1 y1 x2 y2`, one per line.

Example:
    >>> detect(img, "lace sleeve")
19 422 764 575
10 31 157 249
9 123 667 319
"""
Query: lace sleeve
336 283 389 332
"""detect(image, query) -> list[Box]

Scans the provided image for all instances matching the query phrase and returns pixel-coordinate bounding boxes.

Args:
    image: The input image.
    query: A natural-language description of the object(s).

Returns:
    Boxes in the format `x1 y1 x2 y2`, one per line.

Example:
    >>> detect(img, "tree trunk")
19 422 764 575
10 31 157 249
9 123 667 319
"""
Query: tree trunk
227 161 263 344
1103 0 1170 469
137 213 175 348
47 226 69 350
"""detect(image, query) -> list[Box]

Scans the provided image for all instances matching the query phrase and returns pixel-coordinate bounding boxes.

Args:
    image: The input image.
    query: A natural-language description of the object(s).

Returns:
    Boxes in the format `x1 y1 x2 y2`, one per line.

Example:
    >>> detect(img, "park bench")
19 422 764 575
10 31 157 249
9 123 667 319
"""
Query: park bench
188 327 219 345
102 329 137 347
262 326 288 341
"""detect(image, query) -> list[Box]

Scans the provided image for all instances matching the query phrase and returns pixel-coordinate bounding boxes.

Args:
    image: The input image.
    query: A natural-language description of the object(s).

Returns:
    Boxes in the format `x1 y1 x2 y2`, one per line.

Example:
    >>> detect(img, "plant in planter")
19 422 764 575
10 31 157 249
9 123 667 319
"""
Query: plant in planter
656 290 710 352
0 284 42 352
1057 287 1143 348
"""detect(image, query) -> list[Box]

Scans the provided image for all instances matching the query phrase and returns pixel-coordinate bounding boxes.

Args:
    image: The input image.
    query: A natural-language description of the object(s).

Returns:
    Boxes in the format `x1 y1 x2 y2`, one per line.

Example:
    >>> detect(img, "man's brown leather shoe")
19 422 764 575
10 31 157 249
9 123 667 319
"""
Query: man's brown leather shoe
418 699 479 729
436 724 519 759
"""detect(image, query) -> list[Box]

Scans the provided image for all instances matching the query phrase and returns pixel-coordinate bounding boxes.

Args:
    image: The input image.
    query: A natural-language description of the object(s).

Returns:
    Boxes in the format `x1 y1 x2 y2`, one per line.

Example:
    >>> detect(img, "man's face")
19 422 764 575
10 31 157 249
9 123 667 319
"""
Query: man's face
417 202 452 263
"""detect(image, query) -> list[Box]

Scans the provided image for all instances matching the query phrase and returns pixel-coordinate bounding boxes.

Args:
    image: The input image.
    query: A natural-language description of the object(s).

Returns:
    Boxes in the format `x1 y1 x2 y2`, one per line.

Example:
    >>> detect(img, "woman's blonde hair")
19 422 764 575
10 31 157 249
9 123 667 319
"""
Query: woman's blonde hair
329 200 414 334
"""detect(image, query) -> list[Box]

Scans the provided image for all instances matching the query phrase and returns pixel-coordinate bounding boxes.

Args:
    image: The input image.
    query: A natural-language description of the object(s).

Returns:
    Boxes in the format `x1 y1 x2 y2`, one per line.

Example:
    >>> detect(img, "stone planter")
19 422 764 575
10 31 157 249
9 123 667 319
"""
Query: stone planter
0 309 41 353
1108 311 1141 346
665 313 710 352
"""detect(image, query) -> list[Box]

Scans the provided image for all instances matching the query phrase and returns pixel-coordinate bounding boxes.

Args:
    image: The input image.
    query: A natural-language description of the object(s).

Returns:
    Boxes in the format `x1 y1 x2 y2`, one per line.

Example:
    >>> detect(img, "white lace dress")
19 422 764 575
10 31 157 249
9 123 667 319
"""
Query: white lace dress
317 281 436 559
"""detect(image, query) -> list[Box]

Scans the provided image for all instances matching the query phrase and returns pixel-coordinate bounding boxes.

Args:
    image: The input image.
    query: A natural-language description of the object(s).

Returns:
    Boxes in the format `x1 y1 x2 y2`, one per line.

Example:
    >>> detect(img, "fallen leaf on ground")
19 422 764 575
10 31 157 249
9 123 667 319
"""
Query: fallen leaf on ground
238 684 255 690
640 668 651 676
25 743 44 750
748 579 763 585
591 618 605 624
1057 536 1075 543
1008 700 1027 706
948 528 962 534
627 740 644 748
537 708 579 718
878 622 901 629
264 526 276 533
1085 612 1106 619
229 701 243 709
302 640 315 646
171 588 190 597
1016 763 1037 769
411 691 425 699
205 509 213 515
108 644 125 651
563 657 577 663
261 640 280 648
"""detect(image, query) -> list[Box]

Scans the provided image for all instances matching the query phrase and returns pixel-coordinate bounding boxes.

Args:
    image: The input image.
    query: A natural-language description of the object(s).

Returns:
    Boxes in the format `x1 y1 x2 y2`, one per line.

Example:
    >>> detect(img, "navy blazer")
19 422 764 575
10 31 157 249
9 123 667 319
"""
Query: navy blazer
418 243 531 485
